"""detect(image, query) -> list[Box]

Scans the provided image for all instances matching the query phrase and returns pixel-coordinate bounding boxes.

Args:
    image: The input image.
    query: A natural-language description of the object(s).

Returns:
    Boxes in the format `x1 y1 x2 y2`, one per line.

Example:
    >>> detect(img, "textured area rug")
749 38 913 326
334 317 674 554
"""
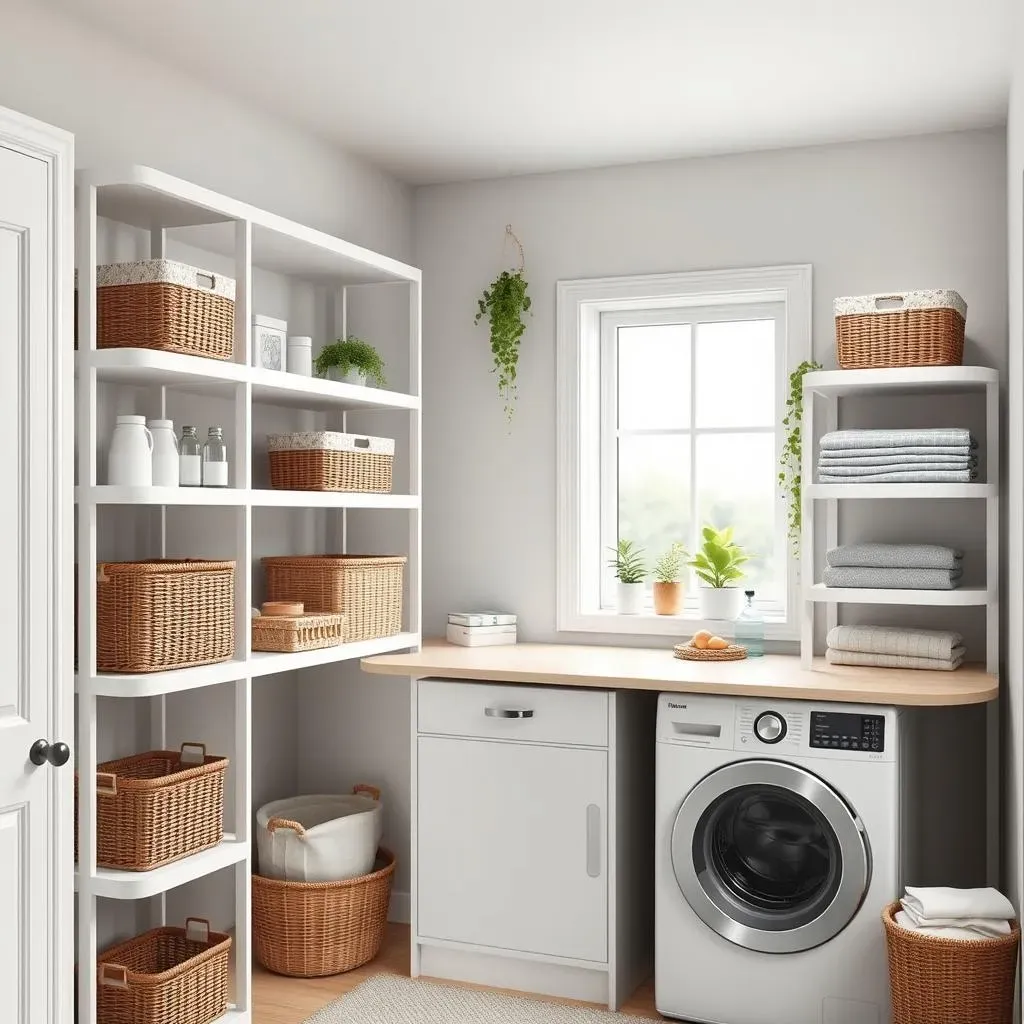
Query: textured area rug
303 974 653 1023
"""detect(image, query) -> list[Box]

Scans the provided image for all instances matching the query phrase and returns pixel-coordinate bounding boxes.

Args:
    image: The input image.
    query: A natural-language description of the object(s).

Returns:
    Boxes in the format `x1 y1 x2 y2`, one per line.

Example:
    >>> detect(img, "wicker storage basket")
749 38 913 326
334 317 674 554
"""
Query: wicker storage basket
96 560 235 673
834 290 966 369
262 555 405 642
97 918 231 1024
252 611 346 653
75 743 228 871
882 901 1020 1024
267 431 394 493
97 259 235 361
252 848 395 977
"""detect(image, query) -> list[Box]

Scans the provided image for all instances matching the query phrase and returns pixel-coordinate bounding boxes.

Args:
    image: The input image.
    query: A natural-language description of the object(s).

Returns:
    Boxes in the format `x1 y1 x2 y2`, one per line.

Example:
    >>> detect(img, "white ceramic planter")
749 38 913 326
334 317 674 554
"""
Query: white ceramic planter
699 586 742 622
617 581 646 615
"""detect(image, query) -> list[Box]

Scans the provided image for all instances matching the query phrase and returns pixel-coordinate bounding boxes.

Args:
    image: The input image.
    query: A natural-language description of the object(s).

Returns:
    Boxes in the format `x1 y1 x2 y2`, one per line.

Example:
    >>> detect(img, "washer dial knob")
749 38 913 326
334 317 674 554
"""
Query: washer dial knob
754 711 787 744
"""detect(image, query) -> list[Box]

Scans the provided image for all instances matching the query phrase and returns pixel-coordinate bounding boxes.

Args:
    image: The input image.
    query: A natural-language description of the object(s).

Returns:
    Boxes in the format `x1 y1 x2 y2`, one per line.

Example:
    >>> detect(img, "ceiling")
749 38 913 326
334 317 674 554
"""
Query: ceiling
47 0 1014 185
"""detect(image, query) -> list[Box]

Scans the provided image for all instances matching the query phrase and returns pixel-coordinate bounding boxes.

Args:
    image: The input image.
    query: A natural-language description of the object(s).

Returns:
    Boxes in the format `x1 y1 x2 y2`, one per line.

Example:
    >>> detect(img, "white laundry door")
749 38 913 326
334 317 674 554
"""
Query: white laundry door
0 109 74 1024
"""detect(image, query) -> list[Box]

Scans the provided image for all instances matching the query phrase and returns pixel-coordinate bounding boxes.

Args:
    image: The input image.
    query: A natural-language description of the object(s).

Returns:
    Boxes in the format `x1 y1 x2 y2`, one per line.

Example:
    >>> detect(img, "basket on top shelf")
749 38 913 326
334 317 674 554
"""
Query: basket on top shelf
267 431 394 493
95 559 235 673
834 290 966 369
93 259 235 361
96 917 231 1024
262 555 406 643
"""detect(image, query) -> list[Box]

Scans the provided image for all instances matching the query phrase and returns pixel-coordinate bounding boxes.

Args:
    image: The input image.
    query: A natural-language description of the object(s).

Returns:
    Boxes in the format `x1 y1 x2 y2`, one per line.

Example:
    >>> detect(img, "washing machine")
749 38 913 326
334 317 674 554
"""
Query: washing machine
655 693 987 1024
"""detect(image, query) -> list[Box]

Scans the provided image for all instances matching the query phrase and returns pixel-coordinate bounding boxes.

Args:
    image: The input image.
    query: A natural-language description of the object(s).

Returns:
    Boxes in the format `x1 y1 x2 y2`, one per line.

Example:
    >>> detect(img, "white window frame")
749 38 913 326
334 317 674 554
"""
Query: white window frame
556 264 812 639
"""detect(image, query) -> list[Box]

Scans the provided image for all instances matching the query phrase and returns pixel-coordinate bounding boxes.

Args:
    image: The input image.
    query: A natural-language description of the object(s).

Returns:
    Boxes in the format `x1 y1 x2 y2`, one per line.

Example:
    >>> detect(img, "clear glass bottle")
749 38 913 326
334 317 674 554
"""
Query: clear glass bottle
202 426 229 487
734 589 764 657
179 425 202 487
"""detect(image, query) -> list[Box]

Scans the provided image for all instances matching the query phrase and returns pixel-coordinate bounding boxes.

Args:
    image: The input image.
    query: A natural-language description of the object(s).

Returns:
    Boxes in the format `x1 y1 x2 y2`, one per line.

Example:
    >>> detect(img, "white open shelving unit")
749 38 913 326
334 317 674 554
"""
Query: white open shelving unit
75 166 422 1024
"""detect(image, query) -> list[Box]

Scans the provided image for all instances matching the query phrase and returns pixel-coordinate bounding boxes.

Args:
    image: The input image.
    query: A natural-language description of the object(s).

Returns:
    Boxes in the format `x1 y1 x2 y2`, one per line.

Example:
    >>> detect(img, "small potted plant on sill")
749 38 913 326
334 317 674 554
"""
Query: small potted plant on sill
314 336 387 387
687 525 750 621
608 539 647 615
653 542 688 615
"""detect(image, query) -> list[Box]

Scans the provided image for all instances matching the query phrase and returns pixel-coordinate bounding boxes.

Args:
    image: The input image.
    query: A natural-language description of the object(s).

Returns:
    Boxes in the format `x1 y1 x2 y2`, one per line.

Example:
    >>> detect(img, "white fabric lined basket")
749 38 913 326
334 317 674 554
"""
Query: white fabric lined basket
96 259 236 301
833 290 967 319
267 431 395 456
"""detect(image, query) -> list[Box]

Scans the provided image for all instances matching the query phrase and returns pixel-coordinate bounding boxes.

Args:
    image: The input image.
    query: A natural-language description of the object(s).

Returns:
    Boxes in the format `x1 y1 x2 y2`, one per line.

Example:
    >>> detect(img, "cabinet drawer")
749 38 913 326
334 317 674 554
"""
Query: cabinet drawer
418 679 608 747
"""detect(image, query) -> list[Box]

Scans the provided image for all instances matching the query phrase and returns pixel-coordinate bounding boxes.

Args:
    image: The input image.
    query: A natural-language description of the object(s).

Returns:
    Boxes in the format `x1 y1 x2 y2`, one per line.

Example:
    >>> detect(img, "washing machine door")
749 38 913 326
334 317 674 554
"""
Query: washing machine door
671 759 870 954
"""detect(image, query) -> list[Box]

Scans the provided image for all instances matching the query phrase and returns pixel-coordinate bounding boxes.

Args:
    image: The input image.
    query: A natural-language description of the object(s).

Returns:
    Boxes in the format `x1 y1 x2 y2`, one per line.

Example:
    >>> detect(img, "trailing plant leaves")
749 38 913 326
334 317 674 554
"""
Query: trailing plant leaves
779 360 822 556
474 268 531 422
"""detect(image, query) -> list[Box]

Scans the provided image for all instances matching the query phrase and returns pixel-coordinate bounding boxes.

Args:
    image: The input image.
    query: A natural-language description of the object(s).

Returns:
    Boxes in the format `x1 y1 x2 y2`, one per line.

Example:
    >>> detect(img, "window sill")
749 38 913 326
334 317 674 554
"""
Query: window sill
558 609 798 642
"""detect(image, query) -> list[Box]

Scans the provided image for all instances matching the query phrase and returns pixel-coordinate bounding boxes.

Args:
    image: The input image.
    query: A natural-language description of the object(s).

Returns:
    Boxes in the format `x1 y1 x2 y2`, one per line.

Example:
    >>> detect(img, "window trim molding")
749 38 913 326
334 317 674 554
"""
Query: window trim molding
556 264 813 639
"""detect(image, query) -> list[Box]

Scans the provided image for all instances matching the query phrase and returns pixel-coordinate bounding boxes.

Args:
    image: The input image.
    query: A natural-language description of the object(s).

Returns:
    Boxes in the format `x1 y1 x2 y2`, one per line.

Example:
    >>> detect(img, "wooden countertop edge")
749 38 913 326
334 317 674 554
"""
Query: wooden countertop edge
361 641 998 708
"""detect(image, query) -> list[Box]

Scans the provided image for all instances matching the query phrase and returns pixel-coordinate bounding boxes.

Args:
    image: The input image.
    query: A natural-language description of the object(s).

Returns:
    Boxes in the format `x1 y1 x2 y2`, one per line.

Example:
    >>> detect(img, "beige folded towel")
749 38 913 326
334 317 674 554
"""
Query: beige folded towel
826 647 965 671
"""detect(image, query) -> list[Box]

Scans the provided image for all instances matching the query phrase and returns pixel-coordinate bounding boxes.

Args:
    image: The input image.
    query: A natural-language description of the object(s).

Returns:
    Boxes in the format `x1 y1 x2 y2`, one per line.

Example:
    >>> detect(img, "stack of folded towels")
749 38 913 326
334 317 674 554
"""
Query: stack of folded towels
818 428 978 483
826 625 966 671
896 886 1015 940
824 543 963 591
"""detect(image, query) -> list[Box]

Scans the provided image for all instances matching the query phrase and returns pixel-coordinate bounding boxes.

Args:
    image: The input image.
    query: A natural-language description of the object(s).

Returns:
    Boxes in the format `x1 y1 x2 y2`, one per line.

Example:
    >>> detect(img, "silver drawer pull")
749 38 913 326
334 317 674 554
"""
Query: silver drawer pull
484 706 534 719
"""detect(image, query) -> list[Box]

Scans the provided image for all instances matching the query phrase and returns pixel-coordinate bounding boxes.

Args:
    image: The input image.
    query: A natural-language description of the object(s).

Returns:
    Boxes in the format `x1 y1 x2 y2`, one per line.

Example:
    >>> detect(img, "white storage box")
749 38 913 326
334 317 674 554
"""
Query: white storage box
255 785 383 882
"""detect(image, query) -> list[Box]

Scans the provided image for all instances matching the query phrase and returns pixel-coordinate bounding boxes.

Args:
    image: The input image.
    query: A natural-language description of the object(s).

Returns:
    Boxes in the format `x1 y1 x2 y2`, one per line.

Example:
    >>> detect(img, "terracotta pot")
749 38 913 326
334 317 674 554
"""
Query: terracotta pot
653 581 683 615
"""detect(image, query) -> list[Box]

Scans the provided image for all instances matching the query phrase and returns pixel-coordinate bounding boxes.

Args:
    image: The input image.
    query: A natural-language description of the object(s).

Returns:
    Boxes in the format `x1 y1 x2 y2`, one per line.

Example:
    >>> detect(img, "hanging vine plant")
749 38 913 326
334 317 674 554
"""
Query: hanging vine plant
779 359 822 556
474 225 532 422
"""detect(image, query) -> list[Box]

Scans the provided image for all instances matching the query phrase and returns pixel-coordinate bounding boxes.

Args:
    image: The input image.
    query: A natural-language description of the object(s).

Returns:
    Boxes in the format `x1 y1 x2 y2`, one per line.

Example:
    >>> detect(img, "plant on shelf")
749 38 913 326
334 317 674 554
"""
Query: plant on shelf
779 359 822 556
687 525 750 621
652 541 689 616
608 538 647 615
474 225 532 423
314 336 387 387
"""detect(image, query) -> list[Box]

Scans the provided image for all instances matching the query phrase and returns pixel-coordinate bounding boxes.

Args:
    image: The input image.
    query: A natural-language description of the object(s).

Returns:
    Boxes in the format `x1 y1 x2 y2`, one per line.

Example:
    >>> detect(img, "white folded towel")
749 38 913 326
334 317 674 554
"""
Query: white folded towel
894 909 999 941
900 902 1012 936
903 885 1015 922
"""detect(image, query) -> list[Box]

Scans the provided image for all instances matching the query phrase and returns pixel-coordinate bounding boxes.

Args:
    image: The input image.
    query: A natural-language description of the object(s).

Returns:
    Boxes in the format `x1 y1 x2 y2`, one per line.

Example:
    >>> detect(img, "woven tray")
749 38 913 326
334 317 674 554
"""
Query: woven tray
674 642 748 662
97 918 231 1024
252 848 395 977
252 612 346 653
882 901 1019 1024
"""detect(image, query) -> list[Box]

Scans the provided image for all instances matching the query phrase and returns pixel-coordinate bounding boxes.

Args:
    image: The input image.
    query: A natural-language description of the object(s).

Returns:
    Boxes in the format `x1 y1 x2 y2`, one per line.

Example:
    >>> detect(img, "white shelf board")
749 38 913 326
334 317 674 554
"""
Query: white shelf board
806 584 989 606
250 490 419 509
807 483 996 500
77 658 248 698
804 365 999 396
250 631 420 678
76 348 247 391
250 367 419 412
76 836 246 899
77 485 248 505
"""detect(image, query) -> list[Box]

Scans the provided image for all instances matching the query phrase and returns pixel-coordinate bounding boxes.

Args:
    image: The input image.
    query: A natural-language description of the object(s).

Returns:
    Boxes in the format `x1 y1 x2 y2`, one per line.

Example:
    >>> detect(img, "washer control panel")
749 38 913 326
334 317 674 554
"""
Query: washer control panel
753 710 787 744
809 710 885 752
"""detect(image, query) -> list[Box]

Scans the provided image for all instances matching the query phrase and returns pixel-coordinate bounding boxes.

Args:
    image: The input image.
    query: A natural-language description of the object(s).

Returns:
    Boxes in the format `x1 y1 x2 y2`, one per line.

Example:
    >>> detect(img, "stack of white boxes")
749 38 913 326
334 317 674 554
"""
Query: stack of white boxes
446 611 517 646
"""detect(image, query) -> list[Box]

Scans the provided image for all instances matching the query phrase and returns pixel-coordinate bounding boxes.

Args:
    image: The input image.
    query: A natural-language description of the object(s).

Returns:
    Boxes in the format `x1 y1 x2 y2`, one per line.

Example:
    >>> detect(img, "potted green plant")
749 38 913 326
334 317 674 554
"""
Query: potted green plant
608 539 647 614
314 336 387 387
653 542 688 615
687 525 750 621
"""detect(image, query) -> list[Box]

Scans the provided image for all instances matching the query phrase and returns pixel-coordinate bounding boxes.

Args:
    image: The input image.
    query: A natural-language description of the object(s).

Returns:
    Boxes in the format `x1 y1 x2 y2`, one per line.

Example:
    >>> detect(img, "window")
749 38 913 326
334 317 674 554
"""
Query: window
556 265 812 638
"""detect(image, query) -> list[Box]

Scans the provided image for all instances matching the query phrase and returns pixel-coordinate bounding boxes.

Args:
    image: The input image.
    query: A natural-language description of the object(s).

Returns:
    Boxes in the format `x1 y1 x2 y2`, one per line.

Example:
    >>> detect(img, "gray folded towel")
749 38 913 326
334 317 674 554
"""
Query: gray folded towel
820 429 975 451
826 625 964 661
826 647 966 671
818 445 974 459
818 469 977 483
819 453 978 467
822 566 962 590
826 544 963 570
817 463 976 478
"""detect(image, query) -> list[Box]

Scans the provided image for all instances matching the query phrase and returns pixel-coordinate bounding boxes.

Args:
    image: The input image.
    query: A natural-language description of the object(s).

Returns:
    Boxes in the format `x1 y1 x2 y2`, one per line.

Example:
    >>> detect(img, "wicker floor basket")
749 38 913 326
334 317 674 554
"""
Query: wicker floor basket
75 743 228 871
882 901 1020 1024
96 918 231 1024
97 260 235 361
252 611 346 653
834 291 966 369
252 848 395 977
96 560 235 673
262 555 405 643
268 431 394 493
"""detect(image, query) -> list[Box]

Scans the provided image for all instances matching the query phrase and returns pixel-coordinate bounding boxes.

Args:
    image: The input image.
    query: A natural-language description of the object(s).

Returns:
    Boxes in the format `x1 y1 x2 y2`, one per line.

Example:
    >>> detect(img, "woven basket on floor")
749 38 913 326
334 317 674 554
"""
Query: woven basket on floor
97 259 235 361
96 918 231 1024
252 848 395 977
252 611 346 653
75 743 228 871
96 560 235 673
267 431 394 493
834 290 965 369
882 901 1020 1024
262 555 405 642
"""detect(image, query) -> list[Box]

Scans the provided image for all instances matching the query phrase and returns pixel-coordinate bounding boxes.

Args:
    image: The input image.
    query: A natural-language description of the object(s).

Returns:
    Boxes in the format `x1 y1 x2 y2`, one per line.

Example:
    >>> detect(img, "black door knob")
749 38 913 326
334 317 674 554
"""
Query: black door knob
29 739 71 767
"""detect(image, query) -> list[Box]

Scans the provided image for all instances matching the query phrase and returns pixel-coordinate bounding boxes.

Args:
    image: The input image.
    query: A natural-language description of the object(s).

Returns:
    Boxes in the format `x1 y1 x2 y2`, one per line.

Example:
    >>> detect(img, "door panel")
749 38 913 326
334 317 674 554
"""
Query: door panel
418 736 608 962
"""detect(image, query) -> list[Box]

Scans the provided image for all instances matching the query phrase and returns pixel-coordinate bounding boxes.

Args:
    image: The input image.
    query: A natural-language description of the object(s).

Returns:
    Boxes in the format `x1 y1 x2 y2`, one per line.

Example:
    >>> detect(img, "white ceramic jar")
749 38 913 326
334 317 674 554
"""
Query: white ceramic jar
107 415 153 486
148 419 180 487
287 336 312 377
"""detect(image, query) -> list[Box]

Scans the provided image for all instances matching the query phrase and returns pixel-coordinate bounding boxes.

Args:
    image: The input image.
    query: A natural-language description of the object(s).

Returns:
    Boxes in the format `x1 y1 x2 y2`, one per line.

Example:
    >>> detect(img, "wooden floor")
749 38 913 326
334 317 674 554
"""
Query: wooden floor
252 923 662 1022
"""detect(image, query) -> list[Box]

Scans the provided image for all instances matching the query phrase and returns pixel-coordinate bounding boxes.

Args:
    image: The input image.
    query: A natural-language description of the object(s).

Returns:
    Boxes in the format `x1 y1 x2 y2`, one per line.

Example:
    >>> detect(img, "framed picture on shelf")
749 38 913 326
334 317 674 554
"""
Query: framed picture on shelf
252 314 288 371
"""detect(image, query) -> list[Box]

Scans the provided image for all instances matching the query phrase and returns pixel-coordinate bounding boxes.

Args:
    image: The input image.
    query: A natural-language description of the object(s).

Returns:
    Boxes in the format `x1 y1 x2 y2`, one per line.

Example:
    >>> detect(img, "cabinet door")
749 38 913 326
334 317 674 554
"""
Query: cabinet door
417 736 608 963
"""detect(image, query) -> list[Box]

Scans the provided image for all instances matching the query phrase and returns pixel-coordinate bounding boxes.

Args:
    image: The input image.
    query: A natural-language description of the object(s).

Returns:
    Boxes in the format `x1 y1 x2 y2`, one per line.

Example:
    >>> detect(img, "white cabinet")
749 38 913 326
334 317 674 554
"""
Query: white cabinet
412 679 654 1010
